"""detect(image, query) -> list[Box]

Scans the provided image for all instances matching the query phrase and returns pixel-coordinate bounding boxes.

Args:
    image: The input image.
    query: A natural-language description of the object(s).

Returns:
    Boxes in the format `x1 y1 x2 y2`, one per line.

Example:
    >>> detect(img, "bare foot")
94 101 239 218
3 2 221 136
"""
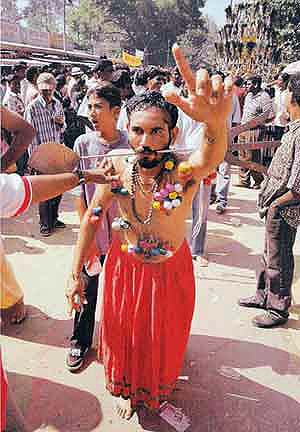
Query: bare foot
10 297 26 324
114 397 134 420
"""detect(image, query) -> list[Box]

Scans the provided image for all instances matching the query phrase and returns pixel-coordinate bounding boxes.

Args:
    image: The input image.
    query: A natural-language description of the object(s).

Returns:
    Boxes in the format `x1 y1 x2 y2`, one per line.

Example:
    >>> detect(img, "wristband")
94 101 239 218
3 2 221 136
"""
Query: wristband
73 167 85 185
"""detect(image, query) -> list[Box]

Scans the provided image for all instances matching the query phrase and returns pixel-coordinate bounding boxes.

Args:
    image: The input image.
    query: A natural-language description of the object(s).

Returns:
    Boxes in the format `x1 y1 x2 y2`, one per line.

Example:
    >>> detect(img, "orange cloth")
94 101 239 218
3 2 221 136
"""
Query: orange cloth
0 239 23 309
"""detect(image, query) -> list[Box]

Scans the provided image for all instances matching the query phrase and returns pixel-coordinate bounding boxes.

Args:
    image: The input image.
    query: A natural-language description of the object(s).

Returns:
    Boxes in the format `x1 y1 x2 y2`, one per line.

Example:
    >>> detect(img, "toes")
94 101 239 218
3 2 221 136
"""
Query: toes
9 301 26 325
116 404 124 418
12 311 26 324
125 409 132 420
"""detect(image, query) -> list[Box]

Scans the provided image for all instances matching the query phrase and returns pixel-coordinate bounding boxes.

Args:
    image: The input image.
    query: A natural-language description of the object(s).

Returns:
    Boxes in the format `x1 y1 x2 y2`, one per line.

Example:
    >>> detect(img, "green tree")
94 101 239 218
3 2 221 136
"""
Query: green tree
22 0 63 33
67 0 106 51
99 0 208 65
178 16 218 70
1 0 21 24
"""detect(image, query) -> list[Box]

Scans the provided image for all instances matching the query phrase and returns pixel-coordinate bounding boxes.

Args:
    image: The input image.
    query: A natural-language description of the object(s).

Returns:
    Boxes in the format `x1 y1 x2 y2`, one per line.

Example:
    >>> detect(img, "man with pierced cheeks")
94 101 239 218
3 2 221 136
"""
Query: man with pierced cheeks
67 45 232 420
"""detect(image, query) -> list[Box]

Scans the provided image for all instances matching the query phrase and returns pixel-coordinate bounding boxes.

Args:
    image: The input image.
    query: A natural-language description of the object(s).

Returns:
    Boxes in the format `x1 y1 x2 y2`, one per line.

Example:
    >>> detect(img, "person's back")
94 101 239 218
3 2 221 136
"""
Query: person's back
62 97 86 149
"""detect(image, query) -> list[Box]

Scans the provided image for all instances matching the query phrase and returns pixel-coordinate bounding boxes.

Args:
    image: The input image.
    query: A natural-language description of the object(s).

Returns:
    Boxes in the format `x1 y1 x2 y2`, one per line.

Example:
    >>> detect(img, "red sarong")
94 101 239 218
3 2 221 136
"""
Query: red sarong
98 239 195 409
1 352 8 432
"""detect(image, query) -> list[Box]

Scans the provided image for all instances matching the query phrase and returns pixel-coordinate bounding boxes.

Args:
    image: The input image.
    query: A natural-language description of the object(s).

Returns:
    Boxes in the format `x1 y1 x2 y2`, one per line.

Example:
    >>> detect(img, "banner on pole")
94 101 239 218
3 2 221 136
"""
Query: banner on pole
122 51 142 67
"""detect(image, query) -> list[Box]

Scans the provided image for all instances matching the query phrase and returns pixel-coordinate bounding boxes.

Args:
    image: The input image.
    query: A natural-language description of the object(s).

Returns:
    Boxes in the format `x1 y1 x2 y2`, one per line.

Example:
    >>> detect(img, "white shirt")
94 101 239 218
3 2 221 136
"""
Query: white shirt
20 79 29 104
3 89 25 116
228 94 241 127
161 81 182 96
274 87 289 127
24 82 39 106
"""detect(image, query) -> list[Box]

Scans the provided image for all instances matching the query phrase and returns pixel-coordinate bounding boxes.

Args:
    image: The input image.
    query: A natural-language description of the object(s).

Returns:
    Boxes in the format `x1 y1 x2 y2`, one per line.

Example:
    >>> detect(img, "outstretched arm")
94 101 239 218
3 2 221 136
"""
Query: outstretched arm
165 44 232 181
28 167 117 204
230 111 273 140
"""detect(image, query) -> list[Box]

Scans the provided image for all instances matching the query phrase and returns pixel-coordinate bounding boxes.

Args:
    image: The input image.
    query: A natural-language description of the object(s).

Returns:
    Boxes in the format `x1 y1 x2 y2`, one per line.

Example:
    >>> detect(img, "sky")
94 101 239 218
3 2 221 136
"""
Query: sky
202 0 232 27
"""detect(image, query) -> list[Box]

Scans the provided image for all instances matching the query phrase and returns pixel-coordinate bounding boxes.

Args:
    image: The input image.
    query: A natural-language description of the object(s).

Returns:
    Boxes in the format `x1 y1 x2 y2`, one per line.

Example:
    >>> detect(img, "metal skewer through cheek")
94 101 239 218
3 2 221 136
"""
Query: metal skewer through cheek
80 148 192 160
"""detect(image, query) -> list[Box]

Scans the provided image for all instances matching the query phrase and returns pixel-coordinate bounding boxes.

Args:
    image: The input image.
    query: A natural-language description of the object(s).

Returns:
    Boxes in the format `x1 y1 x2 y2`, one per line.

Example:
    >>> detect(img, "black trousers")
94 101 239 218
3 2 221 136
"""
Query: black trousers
16 150 29 176
256 205 297 316
273 126 285 141
39 195 62 229
70 255 105 350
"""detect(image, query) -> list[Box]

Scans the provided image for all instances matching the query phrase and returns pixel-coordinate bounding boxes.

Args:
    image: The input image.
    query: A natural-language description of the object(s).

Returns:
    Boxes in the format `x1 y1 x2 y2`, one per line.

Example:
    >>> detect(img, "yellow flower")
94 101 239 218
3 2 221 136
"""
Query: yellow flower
169 192 178 200
152 201 161 210
165 160 175 171
121 244 128 253
178 161 192 175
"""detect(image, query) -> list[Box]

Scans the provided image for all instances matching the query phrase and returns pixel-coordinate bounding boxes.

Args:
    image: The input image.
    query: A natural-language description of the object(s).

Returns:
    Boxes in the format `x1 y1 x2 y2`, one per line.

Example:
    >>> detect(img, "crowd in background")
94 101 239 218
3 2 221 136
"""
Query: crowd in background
2 47 300 430
0 56 292 250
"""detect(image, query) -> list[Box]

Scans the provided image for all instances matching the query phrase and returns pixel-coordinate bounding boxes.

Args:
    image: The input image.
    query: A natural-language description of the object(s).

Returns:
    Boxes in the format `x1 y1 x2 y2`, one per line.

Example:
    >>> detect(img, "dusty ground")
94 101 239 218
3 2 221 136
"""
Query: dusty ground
2 174 300 432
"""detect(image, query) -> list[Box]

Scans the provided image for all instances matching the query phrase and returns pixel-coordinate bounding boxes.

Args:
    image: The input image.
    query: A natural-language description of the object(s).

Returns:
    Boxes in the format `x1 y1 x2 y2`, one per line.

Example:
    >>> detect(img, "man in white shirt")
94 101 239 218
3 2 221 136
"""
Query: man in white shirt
273 73 290 140
12 62 28 103
67 67 84 110
161 67 183 96
3 74 25 116
238 75 274 188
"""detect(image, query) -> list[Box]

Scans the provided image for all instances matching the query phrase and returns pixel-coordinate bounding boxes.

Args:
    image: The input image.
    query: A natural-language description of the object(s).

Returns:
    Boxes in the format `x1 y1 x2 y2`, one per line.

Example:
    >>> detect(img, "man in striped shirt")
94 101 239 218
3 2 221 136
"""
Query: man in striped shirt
24 73 66 236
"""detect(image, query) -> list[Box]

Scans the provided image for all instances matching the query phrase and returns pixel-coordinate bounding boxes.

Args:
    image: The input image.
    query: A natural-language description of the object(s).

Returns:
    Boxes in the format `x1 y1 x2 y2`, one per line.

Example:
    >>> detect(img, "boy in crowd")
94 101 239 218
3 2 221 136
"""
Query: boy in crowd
66 83 129 371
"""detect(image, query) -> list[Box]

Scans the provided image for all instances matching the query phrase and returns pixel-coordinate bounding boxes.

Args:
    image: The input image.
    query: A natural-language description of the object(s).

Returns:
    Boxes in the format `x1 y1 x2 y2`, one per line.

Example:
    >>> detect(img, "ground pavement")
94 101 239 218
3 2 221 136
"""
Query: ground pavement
2 174 300 432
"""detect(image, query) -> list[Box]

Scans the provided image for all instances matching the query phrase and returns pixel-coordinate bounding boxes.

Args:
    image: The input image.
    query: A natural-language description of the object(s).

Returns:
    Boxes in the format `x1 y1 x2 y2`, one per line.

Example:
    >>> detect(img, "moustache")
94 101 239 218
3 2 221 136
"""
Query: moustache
138 157 162 169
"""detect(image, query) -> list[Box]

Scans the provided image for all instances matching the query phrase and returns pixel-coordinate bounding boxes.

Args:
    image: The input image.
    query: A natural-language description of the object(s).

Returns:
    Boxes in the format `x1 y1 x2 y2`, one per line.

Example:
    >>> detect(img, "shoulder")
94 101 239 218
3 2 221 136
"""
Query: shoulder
74 132 98 152
26 97 40 110
293 125 300 144
53 97 63 108
261 91 271 101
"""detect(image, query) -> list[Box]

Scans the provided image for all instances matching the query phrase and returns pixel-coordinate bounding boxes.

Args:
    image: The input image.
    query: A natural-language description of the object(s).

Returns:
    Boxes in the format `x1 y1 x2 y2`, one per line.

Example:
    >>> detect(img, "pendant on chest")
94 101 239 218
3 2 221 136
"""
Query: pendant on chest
120 235 173 259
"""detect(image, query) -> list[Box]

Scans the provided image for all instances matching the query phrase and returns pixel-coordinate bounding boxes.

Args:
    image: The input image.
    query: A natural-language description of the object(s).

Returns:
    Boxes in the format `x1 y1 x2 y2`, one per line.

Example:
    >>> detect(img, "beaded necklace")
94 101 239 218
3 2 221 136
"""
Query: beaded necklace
130 161 162 225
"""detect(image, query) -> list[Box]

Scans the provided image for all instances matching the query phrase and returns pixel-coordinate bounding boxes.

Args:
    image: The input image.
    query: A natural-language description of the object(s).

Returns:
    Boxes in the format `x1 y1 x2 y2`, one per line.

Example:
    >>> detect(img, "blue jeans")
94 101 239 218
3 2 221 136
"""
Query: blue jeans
216 160 231 207
190 182 211 257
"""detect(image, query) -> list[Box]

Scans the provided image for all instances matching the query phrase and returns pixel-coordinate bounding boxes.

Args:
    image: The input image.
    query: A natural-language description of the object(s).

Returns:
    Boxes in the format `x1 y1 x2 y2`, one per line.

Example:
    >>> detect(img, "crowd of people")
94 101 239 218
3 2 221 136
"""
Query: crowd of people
1 45 300 429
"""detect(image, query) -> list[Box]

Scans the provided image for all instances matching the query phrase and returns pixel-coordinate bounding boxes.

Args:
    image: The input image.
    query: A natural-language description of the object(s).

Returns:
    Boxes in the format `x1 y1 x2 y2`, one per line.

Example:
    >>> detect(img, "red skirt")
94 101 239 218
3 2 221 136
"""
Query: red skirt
98 239 195 409
1 353 8 432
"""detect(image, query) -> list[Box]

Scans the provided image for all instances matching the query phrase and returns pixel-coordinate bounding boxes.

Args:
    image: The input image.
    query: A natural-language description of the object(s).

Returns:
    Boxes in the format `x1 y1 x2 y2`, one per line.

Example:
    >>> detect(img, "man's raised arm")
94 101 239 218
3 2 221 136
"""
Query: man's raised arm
164 44 232 181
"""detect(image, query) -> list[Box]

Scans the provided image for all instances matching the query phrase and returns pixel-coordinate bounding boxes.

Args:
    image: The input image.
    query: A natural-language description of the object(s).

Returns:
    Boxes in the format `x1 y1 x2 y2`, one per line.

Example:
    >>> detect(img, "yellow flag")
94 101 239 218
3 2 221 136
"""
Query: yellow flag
122 51 142 67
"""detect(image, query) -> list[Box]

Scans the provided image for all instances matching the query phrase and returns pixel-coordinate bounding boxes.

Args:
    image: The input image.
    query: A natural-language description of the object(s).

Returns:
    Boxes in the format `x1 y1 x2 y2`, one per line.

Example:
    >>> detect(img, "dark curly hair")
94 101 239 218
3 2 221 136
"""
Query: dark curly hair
87 83 121 108
288 73 300 106
125 91 178 129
